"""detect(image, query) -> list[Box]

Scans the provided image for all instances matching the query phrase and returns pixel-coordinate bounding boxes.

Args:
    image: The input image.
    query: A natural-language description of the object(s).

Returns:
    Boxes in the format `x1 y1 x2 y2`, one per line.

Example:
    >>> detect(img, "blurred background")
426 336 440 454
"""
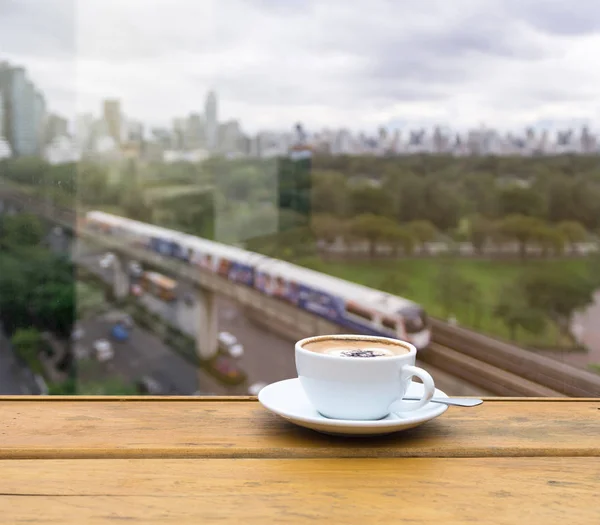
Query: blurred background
1 0 599 397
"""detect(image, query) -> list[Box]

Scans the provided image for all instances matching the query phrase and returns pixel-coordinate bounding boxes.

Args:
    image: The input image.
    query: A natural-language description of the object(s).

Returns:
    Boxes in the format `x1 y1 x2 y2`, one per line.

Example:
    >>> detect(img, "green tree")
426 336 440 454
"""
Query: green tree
520 268 596 343
467 214 492 254
381 222 416 256
311 214 347 245
30 282 75 338
421 181 463 231
494 286 546 341
557 221 588 254
462 173 497 216
384 173 427 224
0 213 44 249
407 220 438 253
349 184 394 217
496 214 545 259
311 171 348 216
349 214 390 258
497 185 546 218
532 225 565 257
11 328 42 372
0 243 75 338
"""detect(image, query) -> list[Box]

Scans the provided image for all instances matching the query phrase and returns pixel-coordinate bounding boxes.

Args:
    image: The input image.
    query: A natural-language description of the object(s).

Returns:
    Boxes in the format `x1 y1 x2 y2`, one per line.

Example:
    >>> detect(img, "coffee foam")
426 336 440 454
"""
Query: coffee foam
323 347 397 358
303 338 408 358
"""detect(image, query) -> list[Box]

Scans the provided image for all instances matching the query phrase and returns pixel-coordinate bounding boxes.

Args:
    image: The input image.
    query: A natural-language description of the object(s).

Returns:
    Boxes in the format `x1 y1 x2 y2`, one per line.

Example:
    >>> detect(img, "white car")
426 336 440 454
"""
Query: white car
128 261 143 277
248 382 267 396
218 331 237 348
229 343 244 359
93 339 114 362
71 326 85 341
99 253 115 269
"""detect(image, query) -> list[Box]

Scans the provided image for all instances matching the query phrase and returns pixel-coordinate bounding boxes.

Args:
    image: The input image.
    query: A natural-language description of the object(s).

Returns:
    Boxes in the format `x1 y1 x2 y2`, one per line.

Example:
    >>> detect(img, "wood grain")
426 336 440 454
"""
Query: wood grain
0 399 598 458
0 458 598 524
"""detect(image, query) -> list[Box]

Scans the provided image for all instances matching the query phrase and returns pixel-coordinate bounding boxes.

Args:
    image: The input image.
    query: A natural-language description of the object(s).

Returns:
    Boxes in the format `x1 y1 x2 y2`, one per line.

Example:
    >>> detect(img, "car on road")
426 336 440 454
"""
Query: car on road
136 376 164 395
218 332 245 358
218 331 237 348
229 343 244 359
99 252 115 269
128 261 143 277
111 323 130 341
93 339 114 362
71 326 85 341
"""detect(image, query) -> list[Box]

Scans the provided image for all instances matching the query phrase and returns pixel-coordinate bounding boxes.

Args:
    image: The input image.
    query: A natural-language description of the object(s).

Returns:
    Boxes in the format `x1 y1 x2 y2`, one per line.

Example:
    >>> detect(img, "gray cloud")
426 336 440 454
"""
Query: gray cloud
0 0 75 58
0 0 599 131
508 0 600 36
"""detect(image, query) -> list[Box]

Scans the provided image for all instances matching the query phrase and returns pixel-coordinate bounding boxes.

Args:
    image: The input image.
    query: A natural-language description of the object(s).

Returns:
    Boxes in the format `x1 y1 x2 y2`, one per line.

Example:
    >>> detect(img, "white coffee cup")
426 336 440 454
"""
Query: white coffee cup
295 334 435 420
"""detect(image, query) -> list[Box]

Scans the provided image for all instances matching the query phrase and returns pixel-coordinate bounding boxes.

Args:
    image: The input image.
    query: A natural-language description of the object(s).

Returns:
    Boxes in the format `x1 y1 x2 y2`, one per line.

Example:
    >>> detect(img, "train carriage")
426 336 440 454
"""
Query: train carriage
84 210 431 349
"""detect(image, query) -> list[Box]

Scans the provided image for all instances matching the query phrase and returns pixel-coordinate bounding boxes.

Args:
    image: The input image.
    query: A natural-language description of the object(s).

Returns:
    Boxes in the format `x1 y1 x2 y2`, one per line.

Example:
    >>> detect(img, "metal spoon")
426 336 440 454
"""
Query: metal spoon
402 397 483 407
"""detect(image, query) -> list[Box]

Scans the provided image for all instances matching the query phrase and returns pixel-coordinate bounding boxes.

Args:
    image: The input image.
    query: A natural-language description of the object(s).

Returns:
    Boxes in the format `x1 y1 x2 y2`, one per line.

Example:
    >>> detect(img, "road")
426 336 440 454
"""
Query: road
74 241 488 396
0 328 40 395
76 315 236 395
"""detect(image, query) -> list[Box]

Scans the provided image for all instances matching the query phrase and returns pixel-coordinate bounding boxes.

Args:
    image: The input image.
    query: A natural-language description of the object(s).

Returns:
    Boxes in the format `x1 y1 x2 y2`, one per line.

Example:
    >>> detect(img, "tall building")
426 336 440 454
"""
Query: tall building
0 63 45 157
218 120 241 154
44 113 69 145
205 90 218 152
75 113 94 152
172 118 186 150
103 99 122 145
0 89 10 159
186 113 205 150
0 89 4 138
34 90 46 150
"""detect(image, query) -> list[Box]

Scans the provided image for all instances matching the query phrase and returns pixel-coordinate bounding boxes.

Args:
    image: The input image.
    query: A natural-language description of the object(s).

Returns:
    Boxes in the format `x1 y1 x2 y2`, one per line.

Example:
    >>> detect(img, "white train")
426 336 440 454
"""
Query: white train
84 211 431 349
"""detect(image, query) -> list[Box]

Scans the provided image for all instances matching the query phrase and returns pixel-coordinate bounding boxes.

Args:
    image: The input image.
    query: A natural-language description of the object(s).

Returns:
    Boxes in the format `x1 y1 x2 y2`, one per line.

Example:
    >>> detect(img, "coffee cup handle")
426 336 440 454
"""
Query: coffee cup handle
391 365 435 413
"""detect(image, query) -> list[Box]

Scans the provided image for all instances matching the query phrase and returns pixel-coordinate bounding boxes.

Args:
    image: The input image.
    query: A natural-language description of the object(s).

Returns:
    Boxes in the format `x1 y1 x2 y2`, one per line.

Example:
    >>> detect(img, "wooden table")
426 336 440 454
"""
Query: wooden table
0 397 598 524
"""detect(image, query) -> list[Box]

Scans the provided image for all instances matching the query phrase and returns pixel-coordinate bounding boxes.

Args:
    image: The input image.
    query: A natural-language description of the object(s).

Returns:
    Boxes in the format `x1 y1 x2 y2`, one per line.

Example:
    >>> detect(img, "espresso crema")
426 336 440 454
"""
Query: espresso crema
303 338 409 358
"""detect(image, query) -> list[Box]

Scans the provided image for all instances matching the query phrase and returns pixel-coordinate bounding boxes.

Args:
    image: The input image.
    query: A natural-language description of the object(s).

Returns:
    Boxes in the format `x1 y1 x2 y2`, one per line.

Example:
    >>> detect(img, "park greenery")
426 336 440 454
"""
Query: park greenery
0 213 75 339
2 153 600 349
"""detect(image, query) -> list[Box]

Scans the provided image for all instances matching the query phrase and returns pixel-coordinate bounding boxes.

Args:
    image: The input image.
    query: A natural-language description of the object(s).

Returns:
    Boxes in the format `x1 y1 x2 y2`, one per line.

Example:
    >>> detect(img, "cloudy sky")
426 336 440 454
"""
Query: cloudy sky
1 0 600 133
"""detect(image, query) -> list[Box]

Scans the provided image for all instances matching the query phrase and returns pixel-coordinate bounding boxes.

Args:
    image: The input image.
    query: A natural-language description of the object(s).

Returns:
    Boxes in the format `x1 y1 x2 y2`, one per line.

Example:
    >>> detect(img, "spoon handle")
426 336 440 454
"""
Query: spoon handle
403 397 483 407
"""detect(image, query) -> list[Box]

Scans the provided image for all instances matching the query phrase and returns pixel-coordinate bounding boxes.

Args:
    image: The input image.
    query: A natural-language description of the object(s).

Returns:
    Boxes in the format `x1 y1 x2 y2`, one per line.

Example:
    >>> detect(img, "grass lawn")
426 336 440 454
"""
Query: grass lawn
295 256 592 348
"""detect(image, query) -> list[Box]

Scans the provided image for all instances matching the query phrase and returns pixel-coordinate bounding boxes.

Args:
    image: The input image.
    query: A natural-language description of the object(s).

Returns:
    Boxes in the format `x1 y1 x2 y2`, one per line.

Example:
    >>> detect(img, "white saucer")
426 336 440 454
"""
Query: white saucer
258 378 449 436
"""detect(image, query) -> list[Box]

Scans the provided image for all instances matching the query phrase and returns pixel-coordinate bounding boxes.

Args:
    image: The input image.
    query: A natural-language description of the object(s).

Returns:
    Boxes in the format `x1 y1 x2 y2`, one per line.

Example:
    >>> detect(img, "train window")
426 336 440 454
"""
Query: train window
346 302 373 321
382 317 397 331
401 307 428 333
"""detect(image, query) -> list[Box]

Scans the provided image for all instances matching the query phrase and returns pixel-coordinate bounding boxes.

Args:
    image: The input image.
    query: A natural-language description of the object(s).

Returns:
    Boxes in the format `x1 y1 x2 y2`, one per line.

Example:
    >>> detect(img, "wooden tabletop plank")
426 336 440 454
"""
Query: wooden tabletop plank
0 399 598 458
0 458 598 524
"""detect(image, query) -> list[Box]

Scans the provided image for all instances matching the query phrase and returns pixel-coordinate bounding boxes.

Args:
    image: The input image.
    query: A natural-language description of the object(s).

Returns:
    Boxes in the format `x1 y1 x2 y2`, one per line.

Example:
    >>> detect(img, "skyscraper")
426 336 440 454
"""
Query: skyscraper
205 90 218 152
186 113 205 150
103 99 122 145
0 63 45 156
34 90 47 152
44 113 69 145
0 89 4 138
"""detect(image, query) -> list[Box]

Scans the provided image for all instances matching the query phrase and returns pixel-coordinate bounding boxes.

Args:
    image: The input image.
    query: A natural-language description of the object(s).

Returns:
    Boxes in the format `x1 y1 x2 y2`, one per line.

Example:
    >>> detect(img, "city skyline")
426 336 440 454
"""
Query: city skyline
3 0 600 133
